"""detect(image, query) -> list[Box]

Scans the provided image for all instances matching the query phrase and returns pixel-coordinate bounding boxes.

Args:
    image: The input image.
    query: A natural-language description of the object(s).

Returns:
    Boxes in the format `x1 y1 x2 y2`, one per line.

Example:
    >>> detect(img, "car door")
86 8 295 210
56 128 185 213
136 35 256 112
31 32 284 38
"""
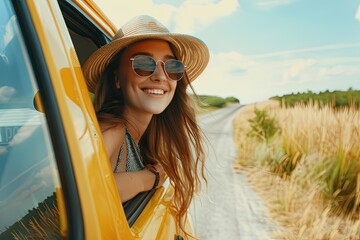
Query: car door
0 0 192 239
58 1 193 239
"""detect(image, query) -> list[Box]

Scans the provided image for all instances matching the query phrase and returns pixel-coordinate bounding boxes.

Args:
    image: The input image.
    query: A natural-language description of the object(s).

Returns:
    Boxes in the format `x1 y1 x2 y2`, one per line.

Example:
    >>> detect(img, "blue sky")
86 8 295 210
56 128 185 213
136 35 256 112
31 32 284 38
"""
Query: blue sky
94 0 360 104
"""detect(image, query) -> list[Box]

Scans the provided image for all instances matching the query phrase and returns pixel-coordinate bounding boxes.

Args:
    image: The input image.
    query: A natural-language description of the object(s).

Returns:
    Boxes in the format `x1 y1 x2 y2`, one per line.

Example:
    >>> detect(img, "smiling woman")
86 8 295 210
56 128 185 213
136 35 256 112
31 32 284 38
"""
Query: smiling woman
82 14 210 236
0 0 210 238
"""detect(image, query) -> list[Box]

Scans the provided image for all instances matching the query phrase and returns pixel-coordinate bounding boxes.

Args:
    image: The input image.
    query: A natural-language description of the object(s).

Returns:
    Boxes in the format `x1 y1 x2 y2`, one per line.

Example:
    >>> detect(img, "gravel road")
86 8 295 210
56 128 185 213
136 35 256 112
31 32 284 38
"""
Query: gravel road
190 104 277 240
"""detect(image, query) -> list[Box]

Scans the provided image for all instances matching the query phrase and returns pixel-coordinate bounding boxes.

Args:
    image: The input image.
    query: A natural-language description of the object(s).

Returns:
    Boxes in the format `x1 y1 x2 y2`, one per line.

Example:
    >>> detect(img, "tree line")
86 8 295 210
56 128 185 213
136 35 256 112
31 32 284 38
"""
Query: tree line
271 88 360 108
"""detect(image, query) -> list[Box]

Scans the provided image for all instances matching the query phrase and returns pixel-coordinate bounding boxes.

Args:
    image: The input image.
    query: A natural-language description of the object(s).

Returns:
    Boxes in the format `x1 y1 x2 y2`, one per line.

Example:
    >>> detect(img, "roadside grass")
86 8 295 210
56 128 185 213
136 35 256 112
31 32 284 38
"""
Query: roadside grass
233 100 360 239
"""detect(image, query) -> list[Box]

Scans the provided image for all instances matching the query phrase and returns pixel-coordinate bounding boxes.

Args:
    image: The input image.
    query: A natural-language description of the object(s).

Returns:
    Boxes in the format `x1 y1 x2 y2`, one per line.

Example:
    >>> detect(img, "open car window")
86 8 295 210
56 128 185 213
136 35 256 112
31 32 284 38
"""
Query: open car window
58 0 156 227
58 1 109 64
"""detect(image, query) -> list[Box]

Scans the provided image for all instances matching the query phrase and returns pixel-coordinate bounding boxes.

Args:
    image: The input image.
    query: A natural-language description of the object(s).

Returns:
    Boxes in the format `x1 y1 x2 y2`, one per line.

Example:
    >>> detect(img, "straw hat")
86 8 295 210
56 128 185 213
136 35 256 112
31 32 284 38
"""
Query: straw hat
83 15 210 93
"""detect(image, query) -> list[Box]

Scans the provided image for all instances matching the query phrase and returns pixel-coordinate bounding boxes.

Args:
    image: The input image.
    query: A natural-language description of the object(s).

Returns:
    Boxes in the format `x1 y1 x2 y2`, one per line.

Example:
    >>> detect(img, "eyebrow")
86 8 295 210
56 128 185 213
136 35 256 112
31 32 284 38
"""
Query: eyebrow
131 52 176 60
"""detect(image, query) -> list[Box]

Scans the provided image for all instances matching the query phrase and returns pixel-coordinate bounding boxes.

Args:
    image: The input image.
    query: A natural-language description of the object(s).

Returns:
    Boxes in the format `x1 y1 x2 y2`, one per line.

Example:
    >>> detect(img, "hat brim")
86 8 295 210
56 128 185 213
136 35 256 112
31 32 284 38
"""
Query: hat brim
82 33 209 93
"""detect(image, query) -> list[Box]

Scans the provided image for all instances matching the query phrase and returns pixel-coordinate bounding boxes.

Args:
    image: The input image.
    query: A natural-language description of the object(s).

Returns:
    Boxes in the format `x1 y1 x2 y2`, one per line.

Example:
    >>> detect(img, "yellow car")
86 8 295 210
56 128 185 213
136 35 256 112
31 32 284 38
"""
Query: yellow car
0 0 191 239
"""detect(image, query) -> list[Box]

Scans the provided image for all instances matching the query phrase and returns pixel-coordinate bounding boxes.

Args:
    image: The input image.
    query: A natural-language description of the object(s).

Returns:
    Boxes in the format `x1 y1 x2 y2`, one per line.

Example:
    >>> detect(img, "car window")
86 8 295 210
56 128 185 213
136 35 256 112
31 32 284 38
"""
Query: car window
0 1 66 239
59 0 110 65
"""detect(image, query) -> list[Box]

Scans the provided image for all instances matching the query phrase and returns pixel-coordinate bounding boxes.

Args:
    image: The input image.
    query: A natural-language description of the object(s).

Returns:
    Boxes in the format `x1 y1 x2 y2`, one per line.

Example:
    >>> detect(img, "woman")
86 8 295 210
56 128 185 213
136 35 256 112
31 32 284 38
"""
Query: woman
82 15 209 233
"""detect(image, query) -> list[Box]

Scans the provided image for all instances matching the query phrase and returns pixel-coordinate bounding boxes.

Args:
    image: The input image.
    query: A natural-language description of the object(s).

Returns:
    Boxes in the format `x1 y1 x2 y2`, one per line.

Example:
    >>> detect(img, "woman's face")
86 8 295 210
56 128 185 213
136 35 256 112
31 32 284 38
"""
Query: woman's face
115 39 178 117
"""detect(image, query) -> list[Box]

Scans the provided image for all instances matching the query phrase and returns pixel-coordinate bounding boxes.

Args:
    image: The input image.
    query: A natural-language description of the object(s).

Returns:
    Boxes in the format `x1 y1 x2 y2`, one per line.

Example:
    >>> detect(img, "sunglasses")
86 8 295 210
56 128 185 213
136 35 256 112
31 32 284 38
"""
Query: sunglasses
130 55 185 81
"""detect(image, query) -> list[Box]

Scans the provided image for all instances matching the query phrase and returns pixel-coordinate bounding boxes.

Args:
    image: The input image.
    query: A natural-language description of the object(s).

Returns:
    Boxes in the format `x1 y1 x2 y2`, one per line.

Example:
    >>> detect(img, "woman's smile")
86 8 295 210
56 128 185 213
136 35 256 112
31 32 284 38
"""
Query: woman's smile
142 87 167 95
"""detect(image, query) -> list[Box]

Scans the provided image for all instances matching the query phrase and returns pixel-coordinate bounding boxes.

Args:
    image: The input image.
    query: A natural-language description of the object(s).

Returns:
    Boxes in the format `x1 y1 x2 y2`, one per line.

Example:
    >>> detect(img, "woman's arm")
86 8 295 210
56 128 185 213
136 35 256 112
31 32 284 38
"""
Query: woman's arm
101 123 166 203
112 164 166 203
113 169 160 202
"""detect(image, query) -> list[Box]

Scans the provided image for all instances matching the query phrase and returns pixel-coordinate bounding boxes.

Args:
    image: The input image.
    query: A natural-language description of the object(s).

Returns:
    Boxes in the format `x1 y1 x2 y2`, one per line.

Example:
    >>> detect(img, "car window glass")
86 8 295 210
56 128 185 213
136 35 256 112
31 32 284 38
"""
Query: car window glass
0 1 66 238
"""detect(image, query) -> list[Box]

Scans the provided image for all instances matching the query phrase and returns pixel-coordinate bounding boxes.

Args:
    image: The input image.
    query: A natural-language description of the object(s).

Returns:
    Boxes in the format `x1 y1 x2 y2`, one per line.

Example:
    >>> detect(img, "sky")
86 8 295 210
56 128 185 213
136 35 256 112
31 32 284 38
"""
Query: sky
93 0 360 104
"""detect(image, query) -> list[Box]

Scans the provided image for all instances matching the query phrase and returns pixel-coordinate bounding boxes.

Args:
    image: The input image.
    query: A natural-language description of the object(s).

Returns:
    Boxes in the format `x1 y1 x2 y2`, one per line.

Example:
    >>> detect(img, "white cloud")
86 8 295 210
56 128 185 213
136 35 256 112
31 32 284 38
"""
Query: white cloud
0 163 43 205
35 166 52 179
93 0 239 34
17 181 47 201
319 65 356 78
256 0 294 9
93 0 154 28
2 16 17 50
173 0 239 34
356 5 360 22
214 51 255 72
282 59 316 83
192 51 271 104
0 86 15 103
192 50 360 104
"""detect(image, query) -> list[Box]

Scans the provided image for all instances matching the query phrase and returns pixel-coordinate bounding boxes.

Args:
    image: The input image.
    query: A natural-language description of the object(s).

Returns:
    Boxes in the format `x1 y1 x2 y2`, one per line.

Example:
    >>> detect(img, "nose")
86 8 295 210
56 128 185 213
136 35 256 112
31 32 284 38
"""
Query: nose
150 61 168 82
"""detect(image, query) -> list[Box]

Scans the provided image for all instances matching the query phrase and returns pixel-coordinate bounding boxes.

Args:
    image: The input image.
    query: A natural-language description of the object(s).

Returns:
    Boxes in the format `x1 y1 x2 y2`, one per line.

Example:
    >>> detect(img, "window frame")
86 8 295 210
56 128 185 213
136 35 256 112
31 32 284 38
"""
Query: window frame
11 0 84 238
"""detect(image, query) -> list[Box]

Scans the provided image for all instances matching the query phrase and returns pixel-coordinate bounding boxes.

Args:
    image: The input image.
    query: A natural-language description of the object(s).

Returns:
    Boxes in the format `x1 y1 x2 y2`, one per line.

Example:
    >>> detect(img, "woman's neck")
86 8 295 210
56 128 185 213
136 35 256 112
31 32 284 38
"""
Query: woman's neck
123 111 152 143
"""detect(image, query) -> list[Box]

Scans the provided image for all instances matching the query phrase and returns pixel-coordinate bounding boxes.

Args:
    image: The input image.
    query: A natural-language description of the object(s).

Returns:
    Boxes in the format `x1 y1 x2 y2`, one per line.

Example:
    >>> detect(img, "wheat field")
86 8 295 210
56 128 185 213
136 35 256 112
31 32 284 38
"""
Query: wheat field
233 100 360 239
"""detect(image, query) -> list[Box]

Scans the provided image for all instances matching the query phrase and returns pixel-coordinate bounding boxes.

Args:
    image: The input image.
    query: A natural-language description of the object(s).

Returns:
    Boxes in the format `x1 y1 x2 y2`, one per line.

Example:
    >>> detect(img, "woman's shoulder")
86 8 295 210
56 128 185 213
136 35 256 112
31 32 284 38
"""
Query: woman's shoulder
100 122 126 141
100 122 126 158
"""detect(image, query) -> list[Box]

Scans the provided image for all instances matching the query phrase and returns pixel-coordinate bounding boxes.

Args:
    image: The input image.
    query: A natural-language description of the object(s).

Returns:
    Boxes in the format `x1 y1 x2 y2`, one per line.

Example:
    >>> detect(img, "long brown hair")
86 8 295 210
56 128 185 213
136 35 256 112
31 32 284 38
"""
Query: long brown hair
94 46 207 234
142 76 206 233
93 49 127 127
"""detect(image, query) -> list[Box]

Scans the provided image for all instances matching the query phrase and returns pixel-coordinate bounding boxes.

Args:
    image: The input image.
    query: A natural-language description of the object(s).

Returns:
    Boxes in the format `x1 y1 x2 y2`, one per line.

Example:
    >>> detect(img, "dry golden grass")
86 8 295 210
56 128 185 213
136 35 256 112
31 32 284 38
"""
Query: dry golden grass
233 100 360 240
11 203 60 240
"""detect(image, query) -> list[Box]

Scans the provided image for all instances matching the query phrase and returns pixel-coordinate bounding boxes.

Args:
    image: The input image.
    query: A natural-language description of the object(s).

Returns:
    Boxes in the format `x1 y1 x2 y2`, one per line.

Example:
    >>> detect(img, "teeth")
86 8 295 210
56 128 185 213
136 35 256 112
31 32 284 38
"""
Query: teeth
143 89 165 95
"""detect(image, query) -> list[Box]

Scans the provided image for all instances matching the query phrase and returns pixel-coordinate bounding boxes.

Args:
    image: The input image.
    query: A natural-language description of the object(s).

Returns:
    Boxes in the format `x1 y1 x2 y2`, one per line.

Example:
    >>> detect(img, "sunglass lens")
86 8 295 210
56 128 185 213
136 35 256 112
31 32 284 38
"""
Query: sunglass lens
133 55 156 76
165 60 185 81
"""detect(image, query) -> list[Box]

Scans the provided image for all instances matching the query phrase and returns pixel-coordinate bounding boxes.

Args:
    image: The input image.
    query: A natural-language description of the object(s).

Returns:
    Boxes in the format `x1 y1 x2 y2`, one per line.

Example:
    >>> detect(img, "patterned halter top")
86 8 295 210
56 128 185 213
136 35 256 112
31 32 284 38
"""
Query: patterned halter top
113 128 145 173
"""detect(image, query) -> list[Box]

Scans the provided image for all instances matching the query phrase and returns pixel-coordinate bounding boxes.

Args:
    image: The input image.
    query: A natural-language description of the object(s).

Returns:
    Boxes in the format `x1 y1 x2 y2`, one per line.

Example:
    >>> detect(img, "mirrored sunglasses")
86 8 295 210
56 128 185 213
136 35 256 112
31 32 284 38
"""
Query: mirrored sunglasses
130 55 185 81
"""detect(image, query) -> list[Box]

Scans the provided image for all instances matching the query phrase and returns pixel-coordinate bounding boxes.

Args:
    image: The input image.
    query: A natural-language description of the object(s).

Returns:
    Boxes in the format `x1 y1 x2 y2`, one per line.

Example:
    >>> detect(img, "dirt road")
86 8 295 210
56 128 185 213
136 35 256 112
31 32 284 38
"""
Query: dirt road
190 105 277 240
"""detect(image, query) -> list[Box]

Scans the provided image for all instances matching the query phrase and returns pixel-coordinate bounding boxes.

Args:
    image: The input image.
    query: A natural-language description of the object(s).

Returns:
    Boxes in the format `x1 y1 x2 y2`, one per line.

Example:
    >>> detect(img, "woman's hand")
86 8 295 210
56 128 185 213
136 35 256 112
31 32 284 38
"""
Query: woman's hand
152 163 166 189
145 163 166 190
